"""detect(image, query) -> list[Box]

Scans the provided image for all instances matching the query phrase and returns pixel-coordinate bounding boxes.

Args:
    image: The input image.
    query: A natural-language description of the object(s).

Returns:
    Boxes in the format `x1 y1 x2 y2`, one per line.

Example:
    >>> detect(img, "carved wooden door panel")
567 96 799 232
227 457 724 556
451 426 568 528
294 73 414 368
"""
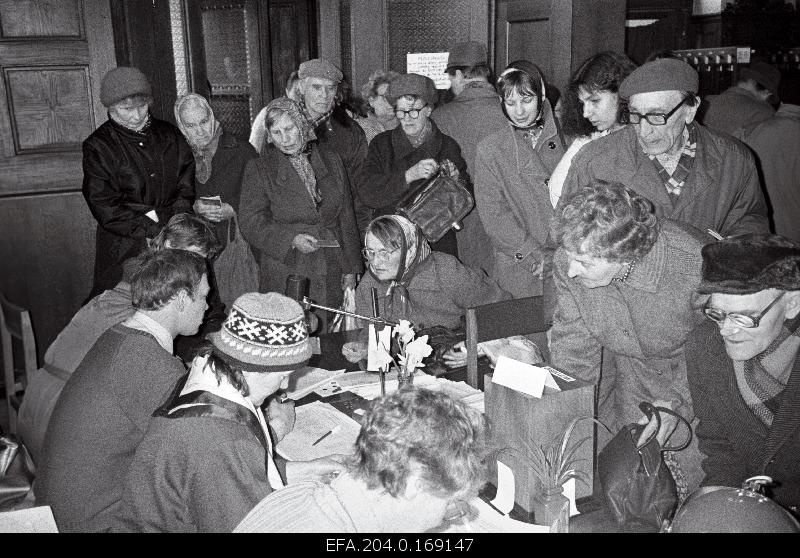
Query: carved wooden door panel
0 0 116 358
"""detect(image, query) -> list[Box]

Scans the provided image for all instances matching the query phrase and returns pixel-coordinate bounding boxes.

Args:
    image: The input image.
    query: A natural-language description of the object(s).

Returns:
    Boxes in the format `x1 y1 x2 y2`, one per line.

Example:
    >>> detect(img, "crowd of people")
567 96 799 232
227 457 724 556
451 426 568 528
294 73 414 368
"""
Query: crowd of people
10 39 800 532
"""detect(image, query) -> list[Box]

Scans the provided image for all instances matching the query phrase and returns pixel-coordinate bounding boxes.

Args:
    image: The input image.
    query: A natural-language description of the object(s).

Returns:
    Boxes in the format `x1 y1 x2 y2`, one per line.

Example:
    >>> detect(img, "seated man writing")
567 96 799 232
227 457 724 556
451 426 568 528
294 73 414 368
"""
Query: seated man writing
234 388 486 532
687 234 800 517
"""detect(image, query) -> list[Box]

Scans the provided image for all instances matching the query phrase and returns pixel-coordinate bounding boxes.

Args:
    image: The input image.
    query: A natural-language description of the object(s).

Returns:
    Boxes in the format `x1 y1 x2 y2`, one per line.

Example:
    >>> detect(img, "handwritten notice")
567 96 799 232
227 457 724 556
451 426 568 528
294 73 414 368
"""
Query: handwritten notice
406 52 450 89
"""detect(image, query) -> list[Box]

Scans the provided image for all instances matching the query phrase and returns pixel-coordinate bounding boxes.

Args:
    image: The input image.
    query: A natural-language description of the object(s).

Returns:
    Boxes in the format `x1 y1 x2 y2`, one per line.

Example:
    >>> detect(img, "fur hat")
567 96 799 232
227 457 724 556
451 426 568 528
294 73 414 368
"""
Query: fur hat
209 292 311 372
445 41 487 72
619 58 698 99
298 58 343 83
697 234 800 295
740 61 781 99
100 67 152 108
386 73 438 106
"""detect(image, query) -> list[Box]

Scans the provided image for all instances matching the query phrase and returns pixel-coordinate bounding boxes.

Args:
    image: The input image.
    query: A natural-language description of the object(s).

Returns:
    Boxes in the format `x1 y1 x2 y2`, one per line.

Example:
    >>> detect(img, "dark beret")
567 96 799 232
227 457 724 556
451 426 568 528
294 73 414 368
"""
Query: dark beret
386 73 438 106
445 41 487 72
697 234 800 295
619 58 698 99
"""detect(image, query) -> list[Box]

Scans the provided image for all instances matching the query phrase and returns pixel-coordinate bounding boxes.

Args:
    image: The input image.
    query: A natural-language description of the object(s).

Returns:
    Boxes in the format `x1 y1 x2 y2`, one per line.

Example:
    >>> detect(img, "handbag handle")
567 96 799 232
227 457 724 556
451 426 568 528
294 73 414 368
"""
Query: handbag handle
637 401 693 453
227 213 240 244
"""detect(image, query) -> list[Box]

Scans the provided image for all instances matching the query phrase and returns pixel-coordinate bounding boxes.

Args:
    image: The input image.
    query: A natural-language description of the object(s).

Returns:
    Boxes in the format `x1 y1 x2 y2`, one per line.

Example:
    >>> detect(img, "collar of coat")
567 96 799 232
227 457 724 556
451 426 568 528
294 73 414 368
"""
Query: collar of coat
262 143 331 187
453 81 500 103
616 222 672 294
389 119 445 161
505 98 563 150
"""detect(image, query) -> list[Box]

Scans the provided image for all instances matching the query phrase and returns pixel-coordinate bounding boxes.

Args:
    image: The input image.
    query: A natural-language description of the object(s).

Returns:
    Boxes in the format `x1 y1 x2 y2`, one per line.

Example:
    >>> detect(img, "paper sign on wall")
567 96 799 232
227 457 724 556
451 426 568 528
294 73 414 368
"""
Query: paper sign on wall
406 52 451 89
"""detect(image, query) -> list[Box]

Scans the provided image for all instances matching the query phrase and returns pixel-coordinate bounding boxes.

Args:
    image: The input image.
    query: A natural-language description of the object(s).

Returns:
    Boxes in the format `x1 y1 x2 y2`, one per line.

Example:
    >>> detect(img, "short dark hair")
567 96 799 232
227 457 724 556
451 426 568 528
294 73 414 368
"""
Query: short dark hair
447 63 492 81
130 248 207 311
150 213 221 259
195 342 249 395
553 181 659 263
349 389 486 501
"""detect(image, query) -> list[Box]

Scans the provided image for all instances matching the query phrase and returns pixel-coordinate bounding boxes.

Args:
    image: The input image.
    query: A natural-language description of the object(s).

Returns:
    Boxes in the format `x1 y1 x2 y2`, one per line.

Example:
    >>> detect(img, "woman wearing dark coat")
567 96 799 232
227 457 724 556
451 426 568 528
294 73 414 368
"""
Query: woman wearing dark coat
239 97 363 328
356 73 470 258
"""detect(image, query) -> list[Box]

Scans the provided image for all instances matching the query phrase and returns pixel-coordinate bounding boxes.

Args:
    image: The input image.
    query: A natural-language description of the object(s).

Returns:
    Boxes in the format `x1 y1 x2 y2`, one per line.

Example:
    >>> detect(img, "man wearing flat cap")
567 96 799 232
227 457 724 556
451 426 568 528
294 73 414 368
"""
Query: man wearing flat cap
559 57 768 239
686 234 800 516
357 73 469 257
701 60 780 135
432 41 507 274
296 58 370 233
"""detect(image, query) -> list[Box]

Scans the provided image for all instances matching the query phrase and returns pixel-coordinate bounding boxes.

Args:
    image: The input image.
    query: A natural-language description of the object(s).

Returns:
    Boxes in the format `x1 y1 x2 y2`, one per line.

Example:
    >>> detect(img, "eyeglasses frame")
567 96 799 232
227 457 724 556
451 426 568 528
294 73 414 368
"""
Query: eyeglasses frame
703 291 787 329
625 96 690 126
395 104 428 120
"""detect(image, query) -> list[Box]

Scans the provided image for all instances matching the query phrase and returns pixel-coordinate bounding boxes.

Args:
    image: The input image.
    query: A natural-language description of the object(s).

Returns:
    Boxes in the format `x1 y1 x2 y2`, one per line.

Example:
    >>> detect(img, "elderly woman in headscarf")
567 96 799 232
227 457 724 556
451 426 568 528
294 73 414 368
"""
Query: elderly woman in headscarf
354 214 507 332
473 60 566 298
549 181 707 499
356 73 470 258
174 94 258 249
239 97 363 329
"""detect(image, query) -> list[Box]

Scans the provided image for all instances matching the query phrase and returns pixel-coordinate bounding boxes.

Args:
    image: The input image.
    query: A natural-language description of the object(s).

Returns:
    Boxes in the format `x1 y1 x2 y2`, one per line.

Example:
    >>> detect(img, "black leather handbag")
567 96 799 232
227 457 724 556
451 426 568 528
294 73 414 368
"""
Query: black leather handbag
597 402 693 530
395 170 474 244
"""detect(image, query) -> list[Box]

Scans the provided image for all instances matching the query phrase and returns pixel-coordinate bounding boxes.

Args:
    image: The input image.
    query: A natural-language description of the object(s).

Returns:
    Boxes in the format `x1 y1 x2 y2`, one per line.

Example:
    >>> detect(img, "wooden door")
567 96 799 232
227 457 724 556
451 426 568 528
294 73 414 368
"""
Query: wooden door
0 0 116 360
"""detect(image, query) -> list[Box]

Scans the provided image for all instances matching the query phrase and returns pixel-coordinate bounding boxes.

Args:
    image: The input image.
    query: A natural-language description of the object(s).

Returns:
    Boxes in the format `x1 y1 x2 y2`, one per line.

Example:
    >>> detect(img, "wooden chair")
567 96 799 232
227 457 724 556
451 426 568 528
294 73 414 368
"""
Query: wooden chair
465 295 551 389
0 292 37 435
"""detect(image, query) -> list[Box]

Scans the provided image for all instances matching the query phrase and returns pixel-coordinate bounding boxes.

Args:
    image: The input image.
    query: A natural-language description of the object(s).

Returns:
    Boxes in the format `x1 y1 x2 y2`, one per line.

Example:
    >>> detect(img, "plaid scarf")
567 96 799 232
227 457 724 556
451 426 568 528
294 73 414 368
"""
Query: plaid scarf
648 123 697 205
733 314 800 427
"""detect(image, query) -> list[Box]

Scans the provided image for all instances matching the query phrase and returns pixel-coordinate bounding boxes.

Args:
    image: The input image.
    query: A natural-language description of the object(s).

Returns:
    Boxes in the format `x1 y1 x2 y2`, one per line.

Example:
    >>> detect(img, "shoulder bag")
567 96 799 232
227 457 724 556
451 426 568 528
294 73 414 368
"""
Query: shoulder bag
213 214 260 309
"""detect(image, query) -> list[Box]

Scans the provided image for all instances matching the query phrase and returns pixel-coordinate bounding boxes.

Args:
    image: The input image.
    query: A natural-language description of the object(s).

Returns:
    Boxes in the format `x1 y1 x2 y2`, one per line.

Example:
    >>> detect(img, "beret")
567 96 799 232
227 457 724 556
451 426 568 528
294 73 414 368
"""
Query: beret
298 58 343 83
697 234 800 295
386 73 438 106
740 61 781 99
619 58 698 99
100 67 151 108
445 41 487 72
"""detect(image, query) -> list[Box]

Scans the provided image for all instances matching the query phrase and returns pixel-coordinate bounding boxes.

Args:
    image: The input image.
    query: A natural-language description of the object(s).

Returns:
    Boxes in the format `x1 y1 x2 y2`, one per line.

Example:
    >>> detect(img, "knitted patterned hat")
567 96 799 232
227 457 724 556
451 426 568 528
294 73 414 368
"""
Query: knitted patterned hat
697 234 800 295
100 67 152 107
209 292 311 372
298 58 343 83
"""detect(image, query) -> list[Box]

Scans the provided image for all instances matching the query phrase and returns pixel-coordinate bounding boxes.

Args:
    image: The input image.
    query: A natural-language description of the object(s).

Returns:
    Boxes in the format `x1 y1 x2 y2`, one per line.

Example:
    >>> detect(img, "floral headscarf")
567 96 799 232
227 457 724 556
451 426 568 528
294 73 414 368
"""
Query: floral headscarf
263 97 321 205
174 93 222 184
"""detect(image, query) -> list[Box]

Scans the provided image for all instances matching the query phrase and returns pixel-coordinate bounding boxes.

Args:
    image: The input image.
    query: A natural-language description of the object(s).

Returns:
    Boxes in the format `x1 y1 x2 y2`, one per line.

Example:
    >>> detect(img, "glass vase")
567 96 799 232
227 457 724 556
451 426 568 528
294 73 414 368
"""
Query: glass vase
533 485 570 533
397 365 415 390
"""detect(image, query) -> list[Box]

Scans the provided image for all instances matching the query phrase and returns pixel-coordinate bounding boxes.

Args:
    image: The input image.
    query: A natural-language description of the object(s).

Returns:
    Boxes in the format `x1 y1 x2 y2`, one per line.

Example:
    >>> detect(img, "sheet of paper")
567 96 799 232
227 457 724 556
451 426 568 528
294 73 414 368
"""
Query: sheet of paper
563 478 579 517
0 506 59 533
491 356 560 398
439 498 549 533
275 401 361 461
367 324 393 371
490 461 516 515
284 367 346 400
145 209 159 223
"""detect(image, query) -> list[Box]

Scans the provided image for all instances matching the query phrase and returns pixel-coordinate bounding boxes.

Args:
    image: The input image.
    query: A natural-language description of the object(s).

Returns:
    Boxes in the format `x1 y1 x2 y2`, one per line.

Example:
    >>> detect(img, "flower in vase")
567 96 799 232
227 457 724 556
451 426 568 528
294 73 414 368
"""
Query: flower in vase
395 319 416 345
398 334 433 372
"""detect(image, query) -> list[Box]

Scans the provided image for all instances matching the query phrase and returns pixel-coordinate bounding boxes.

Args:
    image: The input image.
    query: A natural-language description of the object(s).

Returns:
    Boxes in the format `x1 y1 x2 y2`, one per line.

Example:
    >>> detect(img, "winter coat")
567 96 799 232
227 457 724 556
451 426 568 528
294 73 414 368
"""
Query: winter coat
700 86 775 135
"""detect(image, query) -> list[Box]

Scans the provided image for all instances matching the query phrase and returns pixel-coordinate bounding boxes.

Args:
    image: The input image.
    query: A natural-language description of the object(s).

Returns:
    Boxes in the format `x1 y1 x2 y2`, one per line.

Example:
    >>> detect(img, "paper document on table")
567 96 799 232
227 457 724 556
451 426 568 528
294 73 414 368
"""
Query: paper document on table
284 367 346 400
275 401 361 461
439 498 550 533
491 356 561 398
491 461 516 515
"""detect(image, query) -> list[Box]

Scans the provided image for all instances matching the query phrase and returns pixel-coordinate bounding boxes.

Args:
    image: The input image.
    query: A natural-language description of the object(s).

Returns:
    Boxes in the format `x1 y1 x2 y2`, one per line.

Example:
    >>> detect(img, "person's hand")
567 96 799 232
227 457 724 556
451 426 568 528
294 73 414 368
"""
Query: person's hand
219 202 235 221
292 233 319 253
341 273 357 292
285 454 347 484
405 158 439 183
442 341 468 369
636 399 679 448
266 396 295 443
193 199 226 222
440 159 459 182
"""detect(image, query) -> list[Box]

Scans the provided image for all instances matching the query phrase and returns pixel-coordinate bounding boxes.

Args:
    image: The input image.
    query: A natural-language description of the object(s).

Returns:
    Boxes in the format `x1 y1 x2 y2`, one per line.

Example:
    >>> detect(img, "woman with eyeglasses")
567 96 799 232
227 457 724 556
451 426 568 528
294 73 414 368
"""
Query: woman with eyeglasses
356 73 469 258
239 97 363 330
473 60 566 299
548 51 637 208
354 214 507 334
549 180 707 501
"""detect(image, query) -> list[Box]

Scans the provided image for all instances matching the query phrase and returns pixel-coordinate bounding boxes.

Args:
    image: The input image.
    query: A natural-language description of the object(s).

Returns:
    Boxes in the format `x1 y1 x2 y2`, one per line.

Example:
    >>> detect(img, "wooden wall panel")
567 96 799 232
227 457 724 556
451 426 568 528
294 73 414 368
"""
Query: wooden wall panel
0 0 82 39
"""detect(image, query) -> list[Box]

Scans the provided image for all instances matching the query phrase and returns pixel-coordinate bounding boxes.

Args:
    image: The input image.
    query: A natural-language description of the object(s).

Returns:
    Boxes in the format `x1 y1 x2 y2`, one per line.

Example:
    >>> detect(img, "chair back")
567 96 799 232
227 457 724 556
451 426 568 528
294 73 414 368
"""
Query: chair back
0 292 37 434
465 295 550 389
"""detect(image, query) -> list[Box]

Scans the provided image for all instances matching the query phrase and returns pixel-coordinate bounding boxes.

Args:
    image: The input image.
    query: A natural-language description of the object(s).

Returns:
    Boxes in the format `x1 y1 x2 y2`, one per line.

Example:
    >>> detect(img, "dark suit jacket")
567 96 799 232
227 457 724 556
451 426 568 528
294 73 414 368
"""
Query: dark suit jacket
686 320 800 511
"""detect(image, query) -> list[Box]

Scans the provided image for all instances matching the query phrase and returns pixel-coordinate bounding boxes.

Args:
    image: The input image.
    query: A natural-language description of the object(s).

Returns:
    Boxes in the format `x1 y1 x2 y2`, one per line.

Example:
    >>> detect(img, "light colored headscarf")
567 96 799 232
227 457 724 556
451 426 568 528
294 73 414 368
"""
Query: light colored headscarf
174 93 222 183
262 97 321 205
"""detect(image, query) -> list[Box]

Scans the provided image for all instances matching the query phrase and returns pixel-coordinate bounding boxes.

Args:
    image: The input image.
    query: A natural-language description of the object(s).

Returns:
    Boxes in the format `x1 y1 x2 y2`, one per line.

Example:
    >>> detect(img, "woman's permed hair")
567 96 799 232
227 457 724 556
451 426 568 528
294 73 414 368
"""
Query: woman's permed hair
349 389 486 501
553 181 659 263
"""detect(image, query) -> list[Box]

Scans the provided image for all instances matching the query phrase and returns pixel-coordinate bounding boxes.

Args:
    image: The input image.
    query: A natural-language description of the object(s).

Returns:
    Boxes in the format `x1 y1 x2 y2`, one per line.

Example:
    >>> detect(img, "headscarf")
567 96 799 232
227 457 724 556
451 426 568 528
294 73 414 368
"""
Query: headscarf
263 97 321 205
368 214 431 317
498 60 547 131
174 93 222 184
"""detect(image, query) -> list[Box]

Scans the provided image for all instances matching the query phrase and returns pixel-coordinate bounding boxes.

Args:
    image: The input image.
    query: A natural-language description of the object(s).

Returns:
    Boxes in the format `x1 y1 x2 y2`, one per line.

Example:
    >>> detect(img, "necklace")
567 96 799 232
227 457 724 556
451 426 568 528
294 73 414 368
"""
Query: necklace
613 260 636 283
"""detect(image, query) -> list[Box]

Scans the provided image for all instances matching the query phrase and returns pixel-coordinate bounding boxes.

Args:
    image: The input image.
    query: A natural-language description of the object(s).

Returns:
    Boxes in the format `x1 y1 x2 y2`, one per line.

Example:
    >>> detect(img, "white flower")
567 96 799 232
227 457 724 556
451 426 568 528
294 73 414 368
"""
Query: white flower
395 320 415 344
401 335 433 371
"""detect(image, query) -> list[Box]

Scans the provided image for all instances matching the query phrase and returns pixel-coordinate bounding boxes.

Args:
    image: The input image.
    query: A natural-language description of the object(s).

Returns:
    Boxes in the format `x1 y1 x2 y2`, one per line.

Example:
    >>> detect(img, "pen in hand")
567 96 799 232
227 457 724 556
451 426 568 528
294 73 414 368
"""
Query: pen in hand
312 425 341 446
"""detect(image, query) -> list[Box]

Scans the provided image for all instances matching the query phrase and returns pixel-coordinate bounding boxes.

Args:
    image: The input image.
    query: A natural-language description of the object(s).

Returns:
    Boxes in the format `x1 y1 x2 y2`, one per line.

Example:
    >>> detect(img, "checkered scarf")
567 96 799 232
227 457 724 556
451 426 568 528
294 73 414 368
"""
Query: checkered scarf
733 314 800 427
648 123 697 203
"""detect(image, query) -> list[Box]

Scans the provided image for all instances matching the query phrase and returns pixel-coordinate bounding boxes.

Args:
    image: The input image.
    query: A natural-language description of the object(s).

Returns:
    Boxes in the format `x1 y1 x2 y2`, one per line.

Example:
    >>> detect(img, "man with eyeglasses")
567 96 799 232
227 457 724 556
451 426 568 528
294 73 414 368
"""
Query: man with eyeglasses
559 57 768 239
686 234 800 517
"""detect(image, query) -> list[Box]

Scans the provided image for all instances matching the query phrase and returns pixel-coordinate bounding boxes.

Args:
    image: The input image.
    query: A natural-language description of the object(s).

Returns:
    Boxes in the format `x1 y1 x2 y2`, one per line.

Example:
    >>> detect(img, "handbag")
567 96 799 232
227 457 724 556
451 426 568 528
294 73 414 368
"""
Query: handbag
0 434 36 511
395 169 474 244
213 214 260 309
597 401 693 530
